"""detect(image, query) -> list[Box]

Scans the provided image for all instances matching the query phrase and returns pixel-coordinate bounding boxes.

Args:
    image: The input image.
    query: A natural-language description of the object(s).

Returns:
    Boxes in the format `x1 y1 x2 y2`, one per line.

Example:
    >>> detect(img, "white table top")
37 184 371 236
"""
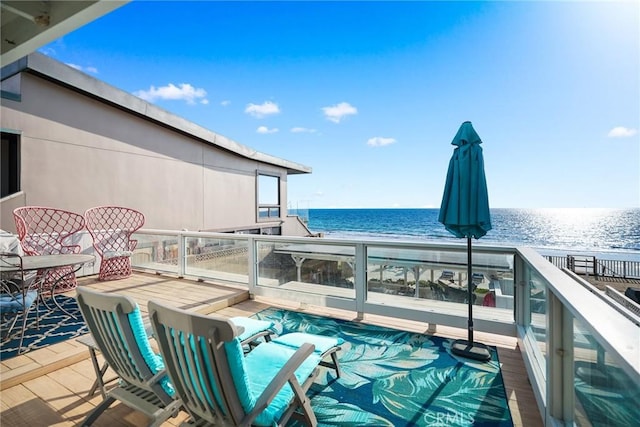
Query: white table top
0 254 95 273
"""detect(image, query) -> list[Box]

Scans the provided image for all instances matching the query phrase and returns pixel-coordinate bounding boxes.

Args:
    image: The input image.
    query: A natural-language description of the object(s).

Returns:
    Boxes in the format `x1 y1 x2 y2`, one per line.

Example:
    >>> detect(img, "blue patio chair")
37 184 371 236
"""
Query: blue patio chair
149 299 323 426
0 252 38 354
76 287 182 426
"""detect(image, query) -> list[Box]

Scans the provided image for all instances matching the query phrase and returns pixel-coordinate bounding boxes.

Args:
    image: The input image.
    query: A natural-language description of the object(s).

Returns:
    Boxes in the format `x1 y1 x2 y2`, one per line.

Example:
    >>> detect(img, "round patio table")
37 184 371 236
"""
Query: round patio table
0 254 95 316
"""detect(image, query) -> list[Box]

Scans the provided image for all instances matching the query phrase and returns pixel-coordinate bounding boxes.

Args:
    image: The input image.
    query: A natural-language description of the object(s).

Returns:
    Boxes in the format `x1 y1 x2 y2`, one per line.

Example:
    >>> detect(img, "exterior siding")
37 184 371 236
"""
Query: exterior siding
0 69 305 235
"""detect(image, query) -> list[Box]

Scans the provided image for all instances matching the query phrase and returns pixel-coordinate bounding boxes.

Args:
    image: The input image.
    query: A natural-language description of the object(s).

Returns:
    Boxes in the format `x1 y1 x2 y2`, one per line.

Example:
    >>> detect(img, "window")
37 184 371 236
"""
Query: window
1 132 20 198
257 174 280 221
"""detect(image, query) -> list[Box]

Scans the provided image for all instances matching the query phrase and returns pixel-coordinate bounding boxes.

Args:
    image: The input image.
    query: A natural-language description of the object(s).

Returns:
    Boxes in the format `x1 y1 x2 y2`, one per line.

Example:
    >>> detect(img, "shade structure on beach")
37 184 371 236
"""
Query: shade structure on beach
439 121 492 362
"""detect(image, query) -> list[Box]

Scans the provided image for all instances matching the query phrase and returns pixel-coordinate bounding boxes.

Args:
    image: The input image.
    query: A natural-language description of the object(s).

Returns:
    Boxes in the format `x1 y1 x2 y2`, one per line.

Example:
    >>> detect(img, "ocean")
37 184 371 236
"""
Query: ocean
303 208 640 261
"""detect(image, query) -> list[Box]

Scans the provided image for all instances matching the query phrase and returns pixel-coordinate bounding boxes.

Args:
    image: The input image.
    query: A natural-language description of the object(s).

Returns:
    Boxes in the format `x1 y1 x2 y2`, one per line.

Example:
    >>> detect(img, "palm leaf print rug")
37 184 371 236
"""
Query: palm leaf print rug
253 308 513 427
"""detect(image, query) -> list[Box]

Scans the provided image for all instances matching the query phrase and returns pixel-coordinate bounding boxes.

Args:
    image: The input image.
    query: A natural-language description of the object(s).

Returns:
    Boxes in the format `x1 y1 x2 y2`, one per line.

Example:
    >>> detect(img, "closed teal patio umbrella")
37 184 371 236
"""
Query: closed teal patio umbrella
439 121 492 362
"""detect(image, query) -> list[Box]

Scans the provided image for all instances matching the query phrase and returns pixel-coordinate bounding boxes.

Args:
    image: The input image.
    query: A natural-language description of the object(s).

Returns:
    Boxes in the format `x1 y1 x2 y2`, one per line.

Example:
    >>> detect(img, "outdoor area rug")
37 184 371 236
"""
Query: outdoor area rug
0 295 87 360
574 361 639 426
252 308 513 427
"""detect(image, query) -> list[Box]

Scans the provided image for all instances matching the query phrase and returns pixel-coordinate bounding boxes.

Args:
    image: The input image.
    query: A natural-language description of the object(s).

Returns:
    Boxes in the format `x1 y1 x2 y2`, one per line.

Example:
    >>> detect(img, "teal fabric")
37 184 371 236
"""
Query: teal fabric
225 338 321 426
438 121 492 239
127 307 174 396
272 332 343 355
224 338 254 409
230 317 274 342
0 290 37 313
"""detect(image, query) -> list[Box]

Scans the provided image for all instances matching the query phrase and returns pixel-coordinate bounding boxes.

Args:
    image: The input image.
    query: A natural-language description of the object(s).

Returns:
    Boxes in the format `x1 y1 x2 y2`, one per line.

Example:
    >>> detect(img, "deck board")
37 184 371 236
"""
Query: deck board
0 272 542 426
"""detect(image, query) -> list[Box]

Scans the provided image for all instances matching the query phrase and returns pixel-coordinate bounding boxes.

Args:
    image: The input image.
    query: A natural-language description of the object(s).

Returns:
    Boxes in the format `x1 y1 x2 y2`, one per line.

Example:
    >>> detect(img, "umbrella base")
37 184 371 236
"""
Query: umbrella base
451 339 491 362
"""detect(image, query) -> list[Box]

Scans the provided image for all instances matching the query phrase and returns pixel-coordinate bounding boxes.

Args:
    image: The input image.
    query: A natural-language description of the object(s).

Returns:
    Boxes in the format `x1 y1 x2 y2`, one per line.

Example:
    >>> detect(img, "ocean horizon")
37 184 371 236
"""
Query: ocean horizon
301 208 640 262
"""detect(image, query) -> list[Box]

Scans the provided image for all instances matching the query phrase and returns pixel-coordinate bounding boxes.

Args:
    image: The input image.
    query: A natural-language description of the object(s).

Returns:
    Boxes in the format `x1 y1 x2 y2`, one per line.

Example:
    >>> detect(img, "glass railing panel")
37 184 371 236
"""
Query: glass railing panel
518 259 548 385
365 245 515 316
131 233 179 274
184 236 249 284
528 267 548 361
573 317 639 427
256 240 356 298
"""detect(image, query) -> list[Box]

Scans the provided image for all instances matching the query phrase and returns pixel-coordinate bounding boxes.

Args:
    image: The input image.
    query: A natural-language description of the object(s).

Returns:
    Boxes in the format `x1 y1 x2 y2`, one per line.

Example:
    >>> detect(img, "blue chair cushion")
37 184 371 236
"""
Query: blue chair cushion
230 317 274 342
225 338 254 409
127 306 174 396
0 290 37 314
272 332 343 355
225 338 321 426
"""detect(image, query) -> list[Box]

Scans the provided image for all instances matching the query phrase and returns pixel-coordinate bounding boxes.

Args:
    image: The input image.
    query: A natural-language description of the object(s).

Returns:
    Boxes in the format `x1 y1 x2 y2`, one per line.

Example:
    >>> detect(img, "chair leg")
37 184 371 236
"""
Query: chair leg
149 399 183 427
299 396 317 427
81 395 116 426
86 347 109 398
289 395 318 427
330 352 342 378
17 304 31 354
1 313 19 343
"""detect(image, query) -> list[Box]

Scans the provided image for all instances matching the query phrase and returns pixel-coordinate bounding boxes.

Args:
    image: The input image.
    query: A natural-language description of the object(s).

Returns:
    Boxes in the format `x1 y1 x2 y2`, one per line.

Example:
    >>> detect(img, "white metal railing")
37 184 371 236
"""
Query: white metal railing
130 229 639 426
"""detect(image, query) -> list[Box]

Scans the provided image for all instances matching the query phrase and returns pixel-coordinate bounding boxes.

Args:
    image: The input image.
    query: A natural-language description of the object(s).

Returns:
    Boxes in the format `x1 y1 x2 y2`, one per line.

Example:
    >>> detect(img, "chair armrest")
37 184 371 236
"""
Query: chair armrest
248 342 316 423
129 239 138 251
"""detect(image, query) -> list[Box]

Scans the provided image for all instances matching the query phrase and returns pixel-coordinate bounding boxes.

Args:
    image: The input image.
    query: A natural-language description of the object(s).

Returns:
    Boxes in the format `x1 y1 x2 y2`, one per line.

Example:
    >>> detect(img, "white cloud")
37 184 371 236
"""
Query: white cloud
66 63 98 74
607 126 638 138
220 100 231 107
322 102 357 123
291 127 317 133
367 136 397 147
245 101 280 118
133 83 208 105
257 126 279 134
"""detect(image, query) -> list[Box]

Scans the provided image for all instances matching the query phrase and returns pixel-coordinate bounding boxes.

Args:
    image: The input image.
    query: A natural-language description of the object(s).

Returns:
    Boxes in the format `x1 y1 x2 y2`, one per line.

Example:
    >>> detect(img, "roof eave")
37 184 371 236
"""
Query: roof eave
2 52 311 175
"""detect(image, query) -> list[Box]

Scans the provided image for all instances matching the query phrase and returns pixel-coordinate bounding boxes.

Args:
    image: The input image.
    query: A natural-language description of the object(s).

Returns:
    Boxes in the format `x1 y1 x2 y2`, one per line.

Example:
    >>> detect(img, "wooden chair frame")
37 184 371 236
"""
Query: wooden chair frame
76 287 182 426
149 300 321 426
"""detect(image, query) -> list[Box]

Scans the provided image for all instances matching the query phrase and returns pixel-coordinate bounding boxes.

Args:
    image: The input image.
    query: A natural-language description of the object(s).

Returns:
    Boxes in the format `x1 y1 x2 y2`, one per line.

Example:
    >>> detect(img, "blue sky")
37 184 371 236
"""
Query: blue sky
41 1 639 209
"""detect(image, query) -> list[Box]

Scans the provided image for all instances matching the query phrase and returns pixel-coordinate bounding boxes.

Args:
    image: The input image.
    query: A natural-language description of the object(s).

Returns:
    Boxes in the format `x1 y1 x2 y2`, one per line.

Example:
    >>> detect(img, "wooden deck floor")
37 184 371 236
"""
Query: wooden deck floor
0 272 543 426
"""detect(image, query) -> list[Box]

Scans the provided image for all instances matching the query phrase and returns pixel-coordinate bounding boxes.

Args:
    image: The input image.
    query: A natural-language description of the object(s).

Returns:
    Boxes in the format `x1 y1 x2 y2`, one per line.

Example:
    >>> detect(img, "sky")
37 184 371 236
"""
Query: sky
40 0 639 209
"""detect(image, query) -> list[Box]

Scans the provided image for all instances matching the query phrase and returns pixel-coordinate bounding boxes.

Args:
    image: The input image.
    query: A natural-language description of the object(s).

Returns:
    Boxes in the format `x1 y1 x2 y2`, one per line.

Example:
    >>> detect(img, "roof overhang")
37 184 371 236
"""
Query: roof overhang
1 0 128 66
2 52 312 175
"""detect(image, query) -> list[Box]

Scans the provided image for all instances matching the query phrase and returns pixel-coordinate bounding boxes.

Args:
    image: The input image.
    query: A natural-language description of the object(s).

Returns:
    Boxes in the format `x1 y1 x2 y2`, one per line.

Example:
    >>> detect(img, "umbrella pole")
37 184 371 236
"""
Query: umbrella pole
450 237 491 362
467 237 474 343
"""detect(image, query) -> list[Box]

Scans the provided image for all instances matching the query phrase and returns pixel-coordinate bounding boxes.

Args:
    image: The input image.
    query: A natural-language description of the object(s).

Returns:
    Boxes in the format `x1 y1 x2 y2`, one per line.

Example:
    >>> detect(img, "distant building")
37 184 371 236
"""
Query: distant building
0 53 312 236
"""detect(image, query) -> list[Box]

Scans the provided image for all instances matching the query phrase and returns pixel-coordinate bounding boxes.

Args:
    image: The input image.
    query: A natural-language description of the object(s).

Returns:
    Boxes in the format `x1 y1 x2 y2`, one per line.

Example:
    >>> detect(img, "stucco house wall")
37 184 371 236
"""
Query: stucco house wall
0 53 311 235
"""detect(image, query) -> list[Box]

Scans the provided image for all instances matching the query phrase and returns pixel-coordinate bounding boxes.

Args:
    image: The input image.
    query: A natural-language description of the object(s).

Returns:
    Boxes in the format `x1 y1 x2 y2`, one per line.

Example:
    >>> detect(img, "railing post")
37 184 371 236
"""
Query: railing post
247 236 257 296
354 243 366 320
548 291 574 424
514 254 528 327
177 232 185 278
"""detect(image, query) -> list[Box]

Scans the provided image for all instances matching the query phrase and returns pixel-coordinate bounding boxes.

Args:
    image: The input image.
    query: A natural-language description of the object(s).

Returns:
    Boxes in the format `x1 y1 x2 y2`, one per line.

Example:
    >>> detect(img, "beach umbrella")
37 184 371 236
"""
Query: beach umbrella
439 121 492 362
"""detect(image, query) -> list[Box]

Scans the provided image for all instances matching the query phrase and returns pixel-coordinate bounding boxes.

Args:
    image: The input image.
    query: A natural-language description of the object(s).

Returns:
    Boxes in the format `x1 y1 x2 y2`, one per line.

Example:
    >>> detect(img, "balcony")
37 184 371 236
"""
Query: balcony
1 229 637 426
